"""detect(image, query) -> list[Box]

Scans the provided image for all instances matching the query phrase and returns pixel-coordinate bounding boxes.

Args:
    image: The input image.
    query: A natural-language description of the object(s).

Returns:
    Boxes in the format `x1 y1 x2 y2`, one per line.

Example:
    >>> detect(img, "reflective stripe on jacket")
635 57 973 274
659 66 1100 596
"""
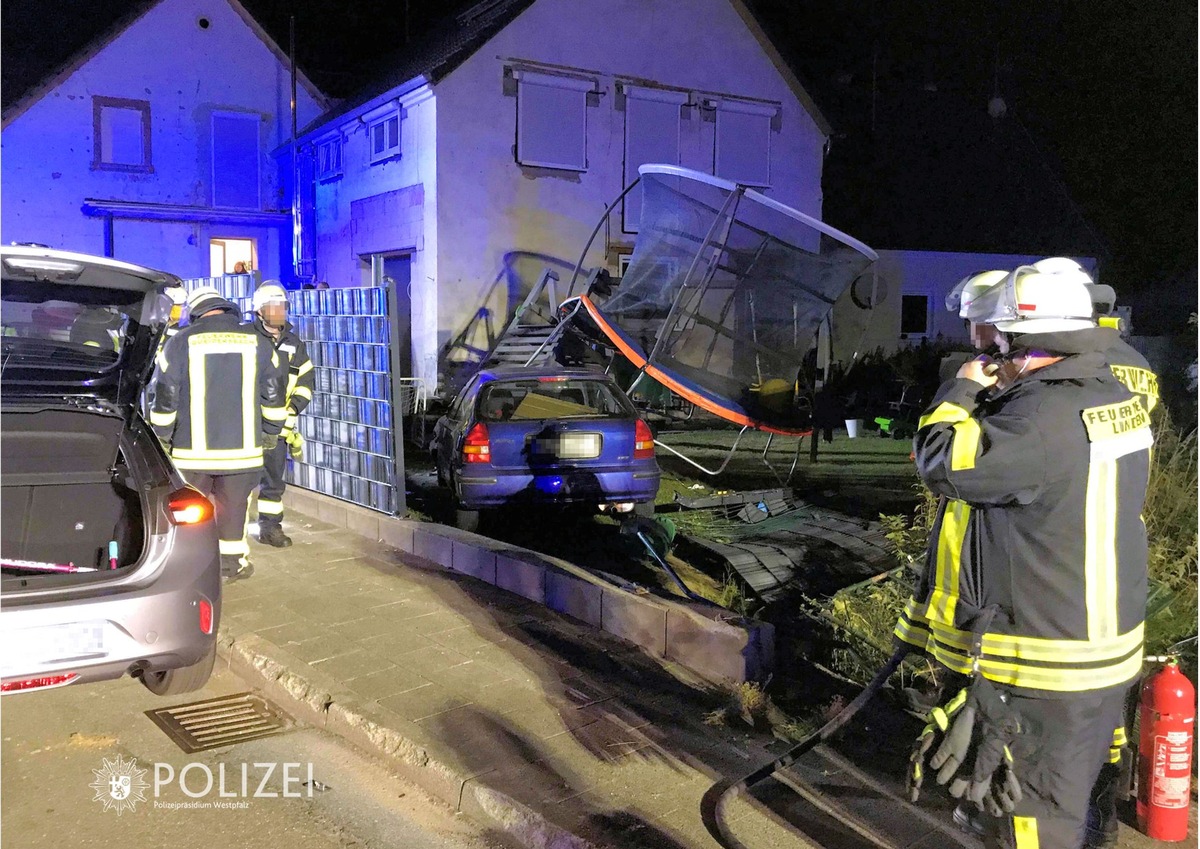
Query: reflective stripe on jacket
148 311 287 471
894 351 1152 696
253 318 313 418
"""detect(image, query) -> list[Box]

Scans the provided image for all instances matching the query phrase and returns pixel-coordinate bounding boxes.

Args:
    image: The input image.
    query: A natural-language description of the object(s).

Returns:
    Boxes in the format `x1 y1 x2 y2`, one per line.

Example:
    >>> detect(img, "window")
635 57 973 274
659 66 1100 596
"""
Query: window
92 96 152 171
209 238 256 276
316 137 343 180
713 99 776 187
369 113 400 163
514 69 593 171
211 112 259 209
901 294 930 337
622 85 686 232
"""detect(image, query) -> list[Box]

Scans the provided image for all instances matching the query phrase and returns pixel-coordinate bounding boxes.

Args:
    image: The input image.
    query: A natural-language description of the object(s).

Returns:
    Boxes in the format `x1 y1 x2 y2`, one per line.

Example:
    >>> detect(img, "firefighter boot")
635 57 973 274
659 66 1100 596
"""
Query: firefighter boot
220 554 254 582
258 523 292 548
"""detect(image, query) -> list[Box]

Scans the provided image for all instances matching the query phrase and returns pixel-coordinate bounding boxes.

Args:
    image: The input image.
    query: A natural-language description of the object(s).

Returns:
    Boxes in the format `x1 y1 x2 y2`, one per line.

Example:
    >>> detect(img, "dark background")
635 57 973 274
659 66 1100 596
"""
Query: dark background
3 0 1195 331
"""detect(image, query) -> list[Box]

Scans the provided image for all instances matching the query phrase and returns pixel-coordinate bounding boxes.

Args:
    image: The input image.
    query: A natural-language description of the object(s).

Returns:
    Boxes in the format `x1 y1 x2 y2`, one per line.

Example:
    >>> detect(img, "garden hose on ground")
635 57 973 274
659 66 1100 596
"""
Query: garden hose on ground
699 646 910 849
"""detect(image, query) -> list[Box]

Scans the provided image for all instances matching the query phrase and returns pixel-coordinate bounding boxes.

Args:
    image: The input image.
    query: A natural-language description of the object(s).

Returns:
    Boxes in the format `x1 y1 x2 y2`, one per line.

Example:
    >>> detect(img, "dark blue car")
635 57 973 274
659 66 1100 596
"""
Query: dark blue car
432 367 660 531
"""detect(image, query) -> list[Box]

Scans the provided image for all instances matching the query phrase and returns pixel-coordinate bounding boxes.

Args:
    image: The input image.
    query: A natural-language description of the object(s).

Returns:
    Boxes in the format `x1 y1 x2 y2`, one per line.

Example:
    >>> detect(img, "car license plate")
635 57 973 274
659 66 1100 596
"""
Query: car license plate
0 622 107 673
537 432 601 460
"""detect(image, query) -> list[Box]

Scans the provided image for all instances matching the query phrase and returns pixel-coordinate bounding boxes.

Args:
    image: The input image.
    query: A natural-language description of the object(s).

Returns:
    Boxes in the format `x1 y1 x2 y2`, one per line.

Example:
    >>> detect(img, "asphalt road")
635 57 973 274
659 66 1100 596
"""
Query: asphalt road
1 664 513 849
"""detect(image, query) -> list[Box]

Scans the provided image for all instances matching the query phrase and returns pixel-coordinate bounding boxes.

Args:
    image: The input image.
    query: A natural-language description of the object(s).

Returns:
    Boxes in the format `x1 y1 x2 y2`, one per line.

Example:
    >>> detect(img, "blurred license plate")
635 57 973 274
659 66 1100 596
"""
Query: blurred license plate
0 622 107 673
537 433 601 460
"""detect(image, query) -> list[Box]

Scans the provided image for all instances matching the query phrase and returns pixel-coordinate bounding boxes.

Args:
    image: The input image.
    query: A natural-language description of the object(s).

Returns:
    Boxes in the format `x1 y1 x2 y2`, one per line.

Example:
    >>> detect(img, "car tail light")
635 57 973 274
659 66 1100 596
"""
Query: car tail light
462 423 491 464
169 488 214 525
634 420 655 459
198 597 214 635
2 673 79 693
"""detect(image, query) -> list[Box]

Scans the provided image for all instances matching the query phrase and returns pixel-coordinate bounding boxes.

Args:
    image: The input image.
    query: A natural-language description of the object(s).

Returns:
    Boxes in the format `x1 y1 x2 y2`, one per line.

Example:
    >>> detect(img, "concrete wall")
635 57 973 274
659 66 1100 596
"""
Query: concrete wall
0 0 324 279
308 86 440 386
828 249 1099 363
432 0 828 382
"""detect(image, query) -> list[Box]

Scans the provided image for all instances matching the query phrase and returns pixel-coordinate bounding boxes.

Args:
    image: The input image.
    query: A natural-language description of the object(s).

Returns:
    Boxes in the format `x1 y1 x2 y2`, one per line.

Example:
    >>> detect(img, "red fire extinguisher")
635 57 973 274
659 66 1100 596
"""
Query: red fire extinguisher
1136 657 1196 841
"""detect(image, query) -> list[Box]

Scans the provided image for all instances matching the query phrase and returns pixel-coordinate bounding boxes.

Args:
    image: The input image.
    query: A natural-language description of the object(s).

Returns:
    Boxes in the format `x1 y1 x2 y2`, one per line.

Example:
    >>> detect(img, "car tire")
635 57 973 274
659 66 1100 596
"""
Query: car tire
140 641 217 696
634 501 657 518
454 507 481 533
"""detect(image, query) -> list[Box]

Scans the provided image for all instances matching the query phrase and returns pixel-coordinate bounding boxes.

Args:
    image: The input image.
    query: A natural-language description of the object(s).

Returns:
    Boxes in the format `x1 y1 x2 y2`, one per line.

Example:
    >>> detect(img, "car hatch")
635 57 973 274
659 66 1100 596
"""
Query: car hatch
1 247 178 417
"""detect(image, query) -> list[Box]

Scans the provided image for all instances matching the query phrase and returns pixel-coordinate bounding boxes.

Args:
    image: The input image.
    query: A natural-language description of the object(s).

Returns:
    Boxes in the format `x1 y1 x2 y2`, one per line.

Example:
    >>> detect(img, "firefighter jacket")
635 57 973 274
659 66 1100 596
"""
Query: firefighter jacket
252 317 313 422
893 350 1152 697
1012 326 1159 413
148 309 288 472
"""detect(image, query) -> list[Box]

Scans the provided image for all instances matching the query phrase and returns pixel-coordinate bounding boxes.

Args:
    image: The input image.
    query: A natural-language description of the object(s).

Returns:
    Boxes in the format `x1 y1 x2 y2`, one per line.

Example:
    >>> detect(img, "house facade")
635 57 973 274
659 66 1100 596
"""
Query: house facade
292 0 832 391
1 0 327 280
826 249 1101 363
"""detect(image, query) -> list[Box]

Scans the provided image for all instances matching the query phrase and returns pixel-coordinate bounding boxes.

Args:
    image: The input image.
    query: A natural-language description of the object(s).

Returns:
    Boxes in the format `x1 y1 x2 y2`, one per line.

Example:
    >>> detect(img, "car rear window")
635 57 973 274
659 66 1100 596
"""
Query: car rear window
476 378 634 422
1 280 143 358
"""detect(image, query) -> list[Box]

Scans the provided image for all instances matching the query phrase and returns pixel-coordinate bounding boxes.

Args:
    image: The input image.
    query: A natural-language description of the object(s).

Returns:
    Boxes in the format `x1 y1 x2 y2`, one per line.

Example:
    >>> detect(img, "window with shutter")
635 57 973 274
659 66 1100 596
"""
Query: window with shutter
713 99 776 188
622 86 686 233
92 96 152 172
515 70 593 171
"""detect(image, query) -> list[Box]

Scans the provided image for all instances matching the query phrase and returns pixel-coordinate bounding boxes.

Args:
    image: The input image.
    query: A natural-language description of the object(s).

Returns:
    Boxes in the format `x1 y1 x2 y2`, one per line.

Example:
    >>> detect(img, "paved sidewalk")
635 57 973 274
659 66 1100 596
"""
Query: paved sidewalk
216 509 1175 849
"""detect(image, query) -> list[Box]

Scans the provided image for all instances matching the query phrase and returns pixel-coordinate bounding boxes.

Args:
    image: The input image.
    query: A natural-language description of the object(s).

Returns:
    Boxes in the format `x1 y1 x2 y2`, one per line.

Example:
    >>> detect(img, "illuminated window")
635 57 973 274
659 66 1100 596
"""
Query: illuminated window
210 238 256 276
712 98 777 188
622 85 686 232
316 137 342 180
92 96 152 172
369 113 400 163
514 70 594 172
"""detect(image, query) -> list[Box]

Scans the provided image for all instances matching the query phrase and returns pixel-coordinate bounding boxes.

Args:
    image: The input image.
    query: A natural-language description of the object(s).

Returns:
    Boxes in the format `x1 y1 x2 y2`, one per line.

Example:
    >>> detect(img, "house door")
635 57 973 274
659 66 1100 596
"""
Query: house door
365 253 412 378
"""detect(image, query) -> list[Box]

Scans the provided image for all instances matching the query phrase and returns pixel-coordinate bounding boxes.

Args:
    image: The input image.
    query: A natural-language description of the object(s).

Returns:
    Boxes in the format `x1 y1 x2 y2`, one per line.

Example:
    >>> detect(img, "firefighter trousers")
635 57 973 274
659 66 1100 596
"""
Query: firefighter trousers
986 685 1127 849
256 439 288 528
184 470 260 568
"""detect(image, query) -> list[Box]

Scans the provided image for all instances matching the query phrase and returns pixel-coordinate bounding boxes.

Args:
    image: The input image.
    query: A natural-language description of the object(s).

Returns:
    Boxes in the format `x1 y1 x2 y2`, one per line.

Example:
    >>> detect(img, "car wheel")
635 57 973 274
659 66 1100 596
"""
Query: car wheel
140 641 217 696
634 501 657 518
454 507 481 533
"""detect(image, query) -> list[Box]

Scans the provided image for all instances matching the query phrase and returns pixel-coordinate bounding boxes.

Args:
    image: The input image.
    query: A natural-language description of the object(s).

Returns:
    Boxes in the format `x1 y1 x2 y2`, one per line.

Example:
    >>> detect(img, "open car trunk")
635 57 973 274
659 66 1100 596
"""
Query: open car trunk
1 407 145 580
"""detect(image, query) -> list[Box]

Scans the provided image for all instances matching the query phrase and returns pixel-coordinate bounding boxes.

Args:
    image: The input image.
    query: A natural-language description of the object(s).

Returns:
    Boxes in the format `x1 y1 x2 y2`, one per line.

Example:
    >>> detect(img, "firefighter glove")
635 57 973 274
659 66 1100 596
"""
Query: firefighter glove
957 678 1024 813
907 685 970 802
284 427 305 461
262 432 279 451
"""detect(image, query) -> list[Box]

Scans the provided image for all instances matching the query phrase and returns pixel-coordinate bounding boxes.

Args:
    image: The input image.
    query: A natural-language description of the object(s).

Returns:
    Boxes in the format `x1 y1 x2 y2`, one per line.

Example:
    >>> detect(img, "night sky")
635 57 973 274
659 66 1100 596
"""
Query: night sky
3 0 1196 329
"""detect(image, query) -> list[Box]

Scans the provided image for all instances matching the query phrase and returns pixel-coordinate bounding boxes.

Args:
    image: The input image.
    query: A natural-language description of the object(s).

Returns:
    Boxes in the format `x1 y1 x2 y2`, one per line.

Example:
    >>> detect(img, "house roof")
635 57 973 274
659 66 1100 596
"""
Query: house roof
296 0 832 141
1 0 328 128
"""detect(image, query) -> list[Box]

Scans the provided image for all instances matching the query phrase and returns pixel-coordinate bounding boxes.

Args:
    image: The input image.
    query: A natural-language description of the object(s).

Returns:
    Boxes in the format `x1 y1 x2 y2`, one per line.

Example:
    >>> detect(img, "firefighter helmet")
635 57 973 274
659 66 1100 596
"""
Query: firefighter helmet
973 265 1096 333
945 270 1009 321
252 282 289 312
185 286 234 319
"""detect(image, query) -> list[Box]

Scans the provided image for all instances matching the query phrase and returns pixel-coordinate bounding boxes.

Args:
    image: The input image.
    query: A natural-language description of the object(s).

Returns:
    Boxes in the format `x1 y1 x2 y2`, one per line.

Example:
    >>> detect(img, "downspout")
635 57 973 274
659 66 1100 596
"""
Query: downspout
103 215 114 258
290 15 300 281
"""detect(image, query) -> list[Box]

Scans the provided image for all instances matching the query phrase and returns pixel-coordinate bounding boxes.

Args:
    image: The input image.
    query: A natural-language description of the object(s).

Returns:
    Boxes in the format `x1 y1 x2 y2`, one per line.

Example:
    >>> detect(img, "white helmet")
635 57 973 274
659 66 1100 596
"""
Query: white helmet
945 270 1009 321
252 282 289 312
1030 256 1120 318
186 285 234 319
972 265 1096 333
165 286 188 306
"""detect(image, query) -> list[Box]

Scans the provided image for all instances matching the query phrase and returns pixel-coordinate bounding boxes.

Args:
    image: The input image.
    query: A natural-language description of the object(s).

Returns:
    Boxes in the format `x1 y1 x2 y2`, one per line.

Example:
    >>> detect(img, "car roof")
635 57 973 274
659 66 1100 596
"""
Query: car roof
1 245 181 292
478 366 615 382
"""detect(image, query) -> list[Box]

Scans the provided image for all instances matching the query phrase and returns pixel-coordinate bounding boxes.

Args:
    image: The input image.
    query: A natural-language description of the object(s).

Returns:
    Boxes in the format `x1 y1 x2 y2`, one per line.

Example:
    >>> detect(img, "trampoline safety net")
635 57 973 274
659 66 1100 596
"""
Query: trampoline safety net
587 165 877 435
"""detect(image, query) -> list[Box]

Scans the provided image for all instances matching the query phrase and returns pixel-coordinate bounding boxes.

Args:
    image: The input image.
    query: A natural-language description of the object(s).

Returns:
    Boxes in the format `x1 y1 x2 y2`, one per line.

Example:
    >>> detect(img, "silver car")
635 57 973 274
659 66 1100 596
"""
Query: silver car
1 246 221 696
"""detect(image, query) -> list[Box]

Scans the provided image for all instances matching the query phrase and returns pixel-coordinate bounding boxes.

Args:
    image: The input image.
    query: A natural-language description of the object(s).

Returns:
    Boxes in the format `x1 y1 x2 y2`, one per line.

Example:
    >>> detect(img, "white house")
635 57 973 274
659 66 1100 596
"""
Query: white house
289 0 834 390
1 0 327 280
827 250 1101 363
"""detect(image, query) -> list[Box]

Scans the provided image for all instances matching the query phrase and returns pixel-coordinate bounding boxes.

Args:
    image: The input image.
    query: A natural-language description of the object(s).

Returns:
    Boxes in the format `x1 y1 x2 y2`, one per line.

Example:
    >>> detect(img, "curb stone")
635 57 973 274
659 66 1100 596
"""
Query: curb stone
216 632 596 849
282 487 774 684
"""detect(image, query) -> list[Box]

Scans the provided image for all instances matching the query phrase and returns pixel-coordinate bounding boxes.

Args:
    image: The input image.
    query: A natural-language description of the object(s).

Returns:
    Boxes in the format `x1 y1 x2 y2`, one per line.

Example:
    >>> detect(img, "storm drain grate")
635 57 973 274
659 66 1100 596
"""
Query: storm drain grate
145 692 292 753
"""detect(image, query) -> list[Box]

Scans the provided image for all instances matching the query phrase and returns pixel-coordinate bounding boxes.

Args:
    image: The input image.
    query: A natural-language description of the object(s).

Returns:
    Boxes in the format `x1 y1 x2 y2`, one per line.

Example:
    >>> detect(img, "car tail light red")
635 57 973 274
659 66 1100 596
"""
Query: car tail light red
2 673 79 693
198 597 214 635
462 423 491 464
634 420 655 459
168 488 214 525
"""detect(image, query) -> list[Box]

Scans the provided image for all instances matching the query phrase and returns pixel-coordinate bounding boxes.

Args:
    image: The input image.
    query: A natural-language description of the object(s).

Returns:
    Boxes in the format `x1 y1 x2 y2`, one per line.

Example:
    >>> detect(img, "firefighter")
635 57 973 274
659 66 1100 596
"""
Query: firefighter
250 282 313 548
1030 257 1159 415
900 264 1152 849
148 286 288 581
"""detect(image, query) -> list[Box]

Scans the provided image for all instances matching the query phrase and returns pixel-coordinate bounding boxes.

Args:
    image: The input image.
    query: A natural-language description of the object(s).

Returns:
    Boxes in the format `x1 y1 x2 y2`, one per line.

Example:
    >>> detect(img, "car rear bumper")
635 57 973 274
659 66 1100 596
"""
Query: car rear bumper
0 527 220 692
456 467 660 509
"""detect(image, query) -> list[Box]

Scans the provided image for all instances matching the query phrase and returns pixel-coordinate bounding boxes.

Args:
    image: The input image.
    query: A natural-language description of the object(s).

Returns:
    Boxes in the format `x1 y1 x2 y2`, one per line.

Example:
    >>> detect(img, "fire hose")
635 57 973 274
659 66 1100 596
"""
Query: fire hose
699 646 910 849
